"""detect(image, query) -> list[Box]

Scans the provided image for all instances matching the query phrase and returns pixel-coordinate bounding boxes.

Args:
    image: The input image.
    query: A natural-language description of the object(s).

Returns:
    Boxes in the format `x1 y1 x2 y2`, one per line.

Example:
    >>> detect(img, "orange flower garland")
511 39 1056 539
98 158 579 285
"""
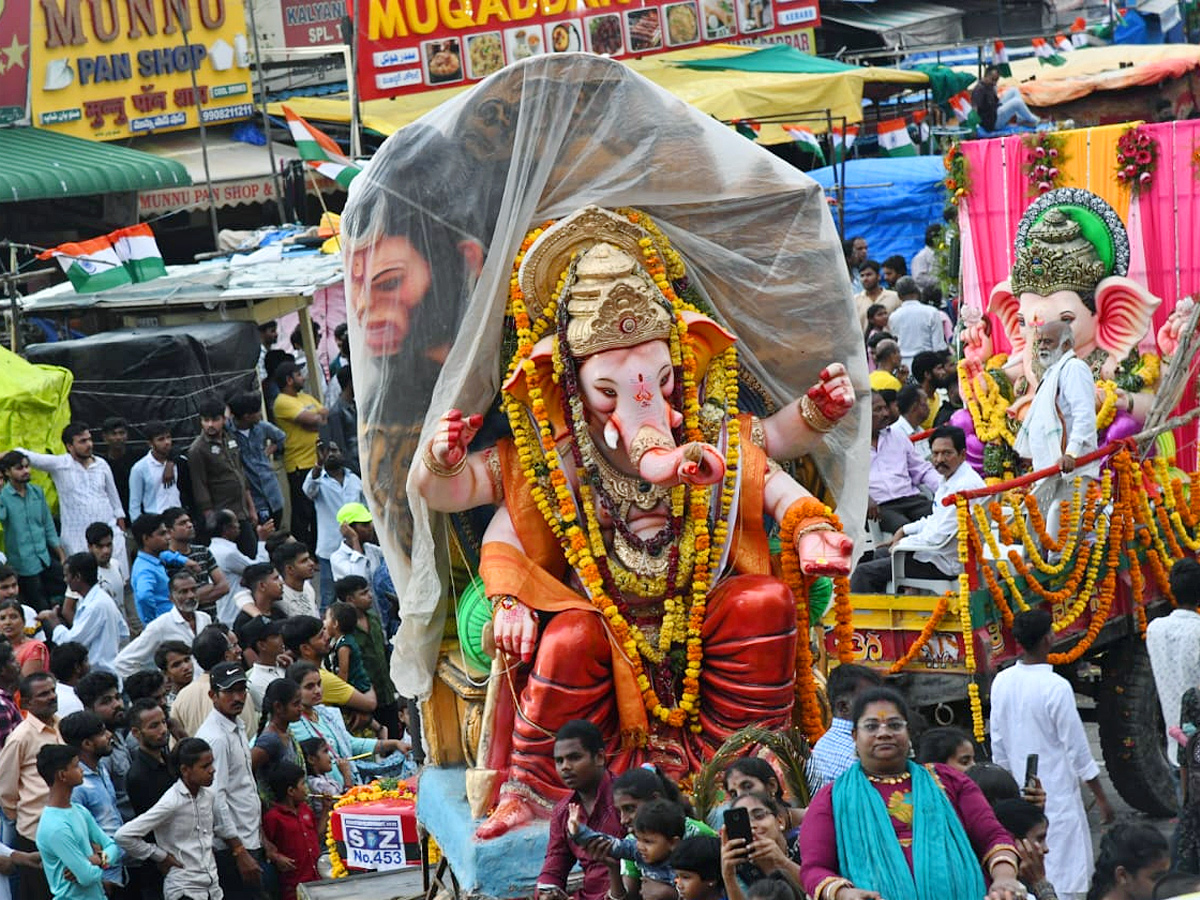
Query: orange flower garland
888 592 950 674
779 499 845 743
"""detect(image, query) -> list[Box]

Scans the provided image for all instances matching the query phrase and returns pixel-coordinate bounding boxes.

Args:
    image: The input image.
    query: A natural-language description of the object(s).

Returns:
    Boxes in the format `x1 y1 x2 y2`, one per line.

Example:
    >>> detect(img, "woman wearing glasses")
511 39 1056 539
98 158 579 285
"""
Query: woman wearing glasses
798 687 1025 900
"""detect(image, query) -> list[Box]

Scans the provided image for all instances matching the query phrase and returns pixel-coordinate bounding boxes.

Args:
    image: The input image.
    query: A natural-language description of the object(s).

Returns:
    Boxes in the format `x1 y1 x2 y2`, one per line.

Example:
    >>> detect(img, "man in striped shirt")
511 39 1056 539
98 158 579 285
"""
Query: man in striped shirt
19 423 128 580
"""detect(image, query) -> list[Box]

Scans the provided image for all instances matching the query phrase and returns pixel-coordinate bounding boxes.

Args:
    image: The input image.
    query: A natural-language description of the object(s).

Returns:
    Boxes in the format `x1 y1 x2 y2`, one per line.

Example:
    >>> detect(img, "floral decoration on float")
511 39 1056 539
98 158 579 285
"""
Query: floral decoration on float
1023 131 1067 195
944 142 971 206
1116 125 1158 193
326 779 422 879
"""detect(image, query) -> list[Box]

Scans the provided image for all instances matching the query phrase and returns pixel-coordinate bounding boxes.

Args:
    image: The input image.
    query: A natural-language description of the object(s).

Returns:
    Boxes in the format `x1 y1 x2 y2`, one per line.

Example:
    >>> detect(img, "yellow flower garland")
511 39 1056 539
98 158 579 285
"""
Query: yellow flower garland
501 211 741 732
326 781 417 879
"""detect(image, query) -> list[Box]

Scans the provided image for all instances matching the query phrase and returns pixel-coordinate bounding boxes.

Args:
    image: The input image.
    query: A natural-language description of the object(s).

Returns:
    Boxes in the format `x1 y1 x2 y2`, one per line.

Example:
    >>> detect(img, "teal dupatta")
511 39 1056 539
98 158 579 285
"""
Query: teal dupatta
830 761 986 900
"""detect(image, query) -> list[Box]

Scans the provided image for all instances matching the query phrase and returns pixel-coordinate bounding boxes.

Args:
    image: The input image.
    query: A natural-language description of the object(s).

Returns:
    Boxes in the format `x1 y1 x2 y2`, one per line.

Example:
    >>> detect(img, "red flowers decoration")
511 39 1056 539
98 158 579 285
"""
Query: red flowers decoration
1116 125 1158 193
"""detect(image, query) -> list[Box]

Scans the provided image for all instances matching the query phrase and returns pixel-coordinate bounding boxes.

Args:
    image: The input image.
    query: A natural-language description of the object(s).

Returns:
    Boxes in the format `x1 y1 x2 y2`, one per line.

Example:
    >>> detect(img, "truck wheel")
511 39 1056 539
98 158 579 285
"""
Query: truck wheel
1097 640 1177 818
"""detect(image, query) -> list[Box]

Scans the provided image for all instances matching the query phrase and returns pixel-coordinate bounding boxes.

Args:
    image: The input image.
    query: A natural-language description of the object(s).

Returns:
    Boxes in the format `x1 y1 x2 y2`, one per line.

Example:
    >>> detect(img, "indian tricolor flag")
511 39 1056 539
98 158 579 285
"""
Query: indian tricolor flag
911 109 931 148
991 41 1012 77
781 124 825 163
1054 32 1073 54
731 119 761 141
1032 37 1065 66
877 117 916 157
949 91 975 125
283 105 362 188
110 223 166 283
37 236 131 293
1070 17 1089 48
831 124 858 162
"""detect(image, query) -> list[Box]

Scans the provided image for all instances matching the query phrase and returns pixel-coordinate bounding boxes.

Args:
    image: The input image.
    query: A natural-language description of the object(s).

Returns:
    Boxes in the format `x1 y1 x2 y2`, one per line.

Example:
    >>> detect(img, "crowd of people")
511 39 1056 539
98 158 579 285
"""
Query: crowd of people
535 616 1194 900
0 319 420 900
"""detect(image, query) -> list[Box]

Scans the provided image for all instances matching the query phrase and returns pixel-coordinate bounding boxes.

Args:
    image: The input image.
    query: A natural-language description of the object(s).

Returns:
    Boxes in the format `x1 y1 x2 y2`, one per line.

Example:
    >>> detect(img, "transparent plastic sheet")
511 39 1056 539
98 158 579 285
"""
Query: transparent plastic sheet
342 53 870 701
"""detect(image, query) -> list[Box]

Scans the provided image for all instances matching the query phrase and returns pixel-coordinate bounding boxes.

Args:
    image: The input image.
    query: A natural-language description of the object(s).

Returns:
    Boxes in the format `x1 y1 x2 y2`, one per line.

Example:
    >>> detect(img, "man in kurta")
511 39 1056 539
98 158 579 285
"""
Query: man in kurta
989 609 1114 900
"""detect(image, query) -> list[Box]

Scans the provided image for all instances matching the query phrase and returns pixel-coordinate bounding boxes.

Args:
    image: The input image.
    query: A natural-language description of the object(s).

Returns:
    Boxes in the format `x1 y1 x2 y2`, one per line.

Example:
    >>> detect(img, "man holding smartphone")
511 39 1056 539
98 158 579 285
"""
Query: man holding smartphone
537 720 621 900
990 609 1114 900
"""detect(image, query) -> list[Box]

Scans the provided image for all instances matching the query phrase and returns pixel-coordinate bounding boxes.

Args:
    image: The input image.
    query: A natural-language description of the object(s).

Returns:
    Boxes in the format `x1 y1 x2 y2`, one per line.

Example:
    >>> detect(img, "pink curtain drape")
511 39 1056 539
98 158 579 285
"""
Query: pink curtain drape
959 120 1198 466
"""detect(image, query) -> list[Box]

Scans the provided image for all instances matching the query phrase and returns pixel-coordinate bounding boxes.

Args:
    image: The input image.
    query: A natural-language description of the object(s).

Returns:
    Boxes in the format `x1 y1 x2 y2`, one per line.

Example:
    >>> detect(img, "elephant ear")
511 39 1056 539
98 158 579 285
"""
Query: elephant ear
1094 276 1163 361
502 336 568 439
681 310 736 377
986 279 1025 359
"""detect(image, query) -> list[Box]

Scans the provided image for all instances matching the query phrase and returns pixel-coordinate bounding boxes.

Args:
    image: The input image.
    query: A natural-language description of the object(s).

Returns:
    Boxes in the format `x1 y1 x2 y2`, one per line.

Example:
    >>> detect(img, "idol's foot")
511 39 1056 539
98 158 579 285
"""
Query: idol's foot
475 792 549 839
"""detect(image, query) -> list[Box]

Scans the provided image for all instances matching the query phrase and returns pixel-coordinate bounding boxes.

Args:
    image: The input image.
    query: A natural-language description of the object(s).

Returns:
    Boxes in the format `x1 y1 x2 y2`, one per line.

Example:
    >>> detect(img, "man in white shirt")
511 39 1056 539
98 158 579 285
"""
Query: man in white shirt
195 662 271 899
1014 321 1099 535
19 423 128 578
208 510 270 626
50 642 88 717
240 616 287 712
886 276 948 369
330 502 383 584
272 541 319 619
127 421 181 519
850 424 985 593
302 442 364 610
84 524 125 608
852 260 900 332
1147 558 1200 755
910 224 940 289
990 609 1114 900
115 572 212 680
41 553 128 676
893 385 932 460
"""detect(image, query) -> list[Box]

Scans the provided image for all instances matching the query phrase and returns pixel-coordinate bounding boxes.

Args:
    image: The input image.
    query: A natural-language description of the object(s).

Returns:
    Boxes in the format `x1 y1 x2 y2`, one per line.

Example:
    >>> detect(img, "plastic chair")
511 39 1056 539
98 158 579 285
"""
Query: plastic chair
890 534 959 595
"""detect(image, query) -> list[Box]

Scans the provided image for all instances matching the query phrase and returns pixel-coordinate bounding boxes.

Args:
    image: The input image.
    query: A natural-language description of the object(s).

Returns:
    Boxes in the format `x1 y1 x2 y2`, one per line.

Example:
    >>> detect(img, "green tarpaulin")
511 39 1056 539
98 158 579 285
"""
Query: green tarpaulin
674 44 860 74
0 347 74 512
912 63 977 108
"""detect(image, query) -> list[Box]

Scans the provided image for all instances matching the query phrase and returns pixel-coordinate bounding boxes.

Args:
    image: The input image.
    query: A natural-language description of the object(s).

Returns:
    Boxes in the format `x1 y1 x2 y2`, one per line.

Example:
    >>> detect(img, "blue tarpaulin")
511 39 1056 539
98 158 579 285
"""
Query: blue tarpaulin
808 155 948 266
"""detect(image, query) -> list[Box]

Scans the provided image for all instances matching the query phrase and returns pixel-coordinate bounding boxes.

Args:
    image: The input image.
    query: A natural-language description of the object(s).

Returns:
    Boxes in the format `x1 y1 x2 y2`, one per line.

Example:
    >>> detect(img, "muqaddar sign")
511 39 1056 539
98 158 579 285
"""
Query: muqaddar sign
31 0 253 139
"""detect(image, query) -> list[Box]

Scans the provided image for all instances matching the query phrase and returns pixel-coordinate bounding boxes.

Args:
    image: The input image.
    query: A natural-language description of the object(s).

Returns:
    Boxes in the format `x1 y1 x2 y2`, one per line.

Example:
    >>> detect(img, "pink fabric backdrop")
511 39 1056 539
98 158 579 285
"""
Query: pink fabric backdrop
959 121 1200 467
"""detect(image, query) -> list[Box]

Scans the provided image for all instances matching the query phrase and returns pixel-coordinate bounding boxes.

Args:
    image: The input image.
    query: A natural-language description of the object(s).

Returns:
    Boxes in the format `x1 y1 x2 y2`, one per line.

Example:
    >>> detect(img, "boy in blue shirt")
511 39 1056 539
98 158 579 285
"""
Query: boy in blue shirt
60 711 125 890
35 743 122 900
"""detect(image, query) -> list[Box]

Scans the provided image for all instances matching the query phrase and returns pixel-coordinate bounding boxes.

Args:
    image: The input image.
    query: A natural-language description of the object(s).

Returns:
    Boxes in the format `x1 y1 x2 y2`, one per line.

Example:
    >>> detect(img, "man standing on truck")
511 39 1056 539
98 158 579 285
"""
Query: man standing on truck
991 609 1114 900
1147 557 1200 759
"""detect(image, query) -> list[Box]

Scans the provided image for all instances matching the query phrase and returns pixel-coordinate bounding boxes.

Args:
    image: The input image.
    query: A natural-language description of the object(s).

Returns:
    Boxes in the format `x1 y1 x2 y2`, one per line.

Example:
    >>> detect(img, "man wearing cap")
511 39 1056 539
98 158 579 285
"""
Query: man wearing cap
302 442 364 611
331 503 394 637
196 661 280 899
242 616 288 712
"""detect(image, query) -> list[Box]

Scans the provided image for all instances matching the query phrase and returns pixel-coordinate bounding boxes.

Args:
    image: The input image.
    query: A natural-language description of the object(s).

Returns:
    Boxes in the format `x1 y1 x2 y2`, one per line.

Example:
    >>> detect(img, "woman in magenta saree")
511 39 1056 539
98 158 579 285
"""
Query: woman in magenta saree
799 688 1024 900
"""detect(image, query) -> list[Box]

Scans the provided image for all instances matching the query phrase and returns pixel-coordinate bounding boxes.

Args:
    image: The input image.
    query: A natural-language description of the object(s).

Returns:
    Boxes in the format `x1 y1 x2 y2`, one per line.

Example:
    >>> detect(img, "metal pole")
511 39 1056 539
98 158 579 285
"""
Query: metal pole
8 245 17 354
175 0 220 250
343 17 362 159
244 0 288 222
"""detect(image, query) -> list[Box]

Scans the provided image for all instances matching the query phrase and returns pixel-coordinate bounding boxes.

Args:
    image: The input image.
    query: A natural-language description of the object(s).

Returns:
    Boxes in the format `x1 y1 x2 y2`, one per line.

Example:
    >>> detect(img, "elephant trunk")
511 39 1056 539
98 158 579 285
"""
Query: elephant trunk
630 426 725 487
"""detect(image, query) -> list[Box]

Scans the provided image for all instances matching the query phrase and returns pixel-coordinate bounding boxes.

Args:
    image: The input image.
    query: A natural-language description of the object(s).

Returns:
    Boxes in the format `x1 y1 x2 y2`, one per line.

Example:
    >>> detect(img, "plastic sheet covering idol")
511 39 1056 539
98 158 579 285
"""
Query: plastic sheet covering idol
25 323 260 450
341 52 870 702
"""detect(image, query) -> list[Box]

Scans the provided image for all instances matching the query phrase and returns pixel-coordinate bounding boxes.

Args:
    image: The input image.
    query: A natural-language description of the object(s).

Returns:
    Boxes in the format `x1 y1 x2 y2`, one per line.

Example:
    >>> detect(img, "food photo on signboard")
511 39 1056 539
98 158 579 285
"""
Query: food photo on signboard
701 0 736 39
550 21 582 52
587 14 624 56
423 38 463 84
665 3 700 45
466 32 505 79
626 7 663 51
504 26 545 61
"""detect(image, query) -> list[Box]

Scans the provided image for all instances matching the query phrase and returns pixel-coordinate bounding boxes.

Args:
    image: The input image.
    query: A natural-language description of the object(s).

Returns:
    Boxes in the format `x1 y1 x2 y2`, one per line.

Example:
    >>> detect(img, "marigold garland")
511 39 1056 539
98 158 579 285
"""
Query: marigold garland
779 499 846 743
888 592 950 674
326 780 417 878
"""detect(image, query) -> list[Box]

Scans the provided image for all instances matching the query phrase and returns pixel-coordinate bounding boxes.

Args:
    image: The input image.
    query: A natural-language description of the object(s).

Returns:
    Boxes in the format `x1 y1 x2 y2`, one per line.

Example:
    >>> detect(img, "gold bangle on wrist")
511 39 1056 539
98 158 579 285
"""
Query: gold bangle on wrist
801 395 838 433
422 443 467 478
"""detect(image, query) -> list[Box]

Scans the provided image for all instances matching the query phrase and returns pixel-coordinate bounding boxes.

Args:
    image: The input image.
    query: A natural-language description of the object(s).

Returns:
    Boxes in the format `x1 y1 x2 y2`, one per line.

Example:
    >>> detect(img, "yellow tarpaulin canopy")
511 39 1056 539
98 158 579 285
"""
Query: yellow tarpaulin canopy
269 46 928 144
0 347 74 514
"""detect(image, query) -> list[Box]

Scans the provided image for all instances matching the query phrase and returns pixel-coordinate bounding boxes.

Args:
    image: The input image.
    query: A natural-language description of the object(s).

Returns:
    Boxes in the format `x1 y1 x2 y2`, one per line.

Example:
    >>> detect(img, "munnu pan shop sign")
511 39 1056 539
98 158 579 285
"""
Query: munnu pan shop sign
30 0 253 140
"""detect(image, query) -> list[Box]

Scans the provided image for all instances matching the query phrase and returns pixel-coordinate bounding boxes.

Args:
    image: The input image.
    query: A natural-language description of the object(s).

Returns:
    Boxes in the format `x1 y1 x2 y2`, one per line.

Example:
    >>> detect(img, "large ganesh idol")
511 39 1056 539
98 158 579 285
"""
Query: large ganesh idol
961 189 1163 474
415 207 855 837
340 55 869 844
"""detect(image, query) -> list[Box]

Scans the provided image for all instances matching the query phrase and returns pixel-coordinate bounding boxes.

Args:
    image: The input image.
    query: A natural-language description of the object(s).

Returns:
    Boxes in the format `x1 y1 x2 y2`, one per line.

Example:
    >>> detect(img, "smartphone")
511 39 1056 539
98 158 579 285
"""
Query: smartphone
723 806 753 844
1024 753 1039 788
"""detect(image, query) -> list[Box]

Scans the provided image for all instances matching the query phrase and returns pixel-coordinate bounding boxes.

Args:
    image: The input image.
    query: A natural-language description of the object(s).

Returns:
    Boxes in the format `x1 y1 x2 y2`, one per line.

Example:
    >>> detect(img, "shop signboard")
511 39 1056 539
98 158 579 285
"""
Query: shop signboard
280 0 348 47
354 0 819 100
0 0 32 125
30 0 253 139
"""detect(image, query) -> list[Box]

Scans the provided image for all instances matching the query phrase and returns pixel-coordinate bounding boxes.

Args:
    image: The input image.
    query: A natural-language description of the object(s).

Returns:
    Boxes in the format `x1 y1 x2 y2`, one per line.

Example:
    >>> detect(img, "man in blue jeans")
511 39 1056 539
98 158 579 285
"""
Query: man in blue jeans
972 65 1040 132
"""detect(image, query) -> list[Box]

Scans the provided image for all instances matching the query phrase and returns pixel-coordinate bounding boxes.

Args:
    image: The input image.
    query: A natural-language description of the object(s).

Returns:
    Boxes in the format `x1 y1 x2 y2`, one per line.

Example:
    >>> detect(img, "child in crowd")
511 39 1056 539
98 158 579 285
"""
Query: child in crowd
993 799 1054 900
324 601 371 693
35 743 122 900
336 575 403 744
301 737 340 835
671 835 726 900
570 798 686 889
745 873 804 900
263 762 322 900
154 640 194 708
115 738 245 900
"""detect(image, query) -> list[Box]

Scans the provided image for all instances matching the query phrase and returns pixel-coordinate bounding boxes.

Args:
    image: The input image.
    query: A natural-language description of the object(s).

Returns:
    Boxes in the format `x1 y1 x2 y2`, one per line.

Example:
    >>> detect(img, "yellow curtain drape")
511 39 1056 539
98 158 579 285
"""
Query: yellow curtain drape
1057 122 1137 220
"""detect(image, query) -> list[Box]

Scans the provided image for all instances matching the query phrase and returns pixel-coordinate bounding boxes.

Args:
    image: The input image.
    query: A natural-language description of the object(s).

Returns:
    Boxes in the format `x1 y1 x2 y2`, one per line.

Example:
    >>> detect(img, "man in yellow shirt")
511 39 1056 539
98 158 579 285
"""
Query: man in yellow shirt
272 360 328 552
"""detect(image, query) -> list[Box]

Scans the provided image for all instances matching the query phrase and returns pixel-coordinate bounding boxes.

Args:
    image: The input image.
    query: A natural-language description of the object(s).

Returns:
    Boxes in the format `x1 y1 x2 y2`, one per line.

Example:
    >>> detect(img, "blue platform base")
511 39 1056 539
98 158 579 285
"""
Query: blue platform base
417 767 551 898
